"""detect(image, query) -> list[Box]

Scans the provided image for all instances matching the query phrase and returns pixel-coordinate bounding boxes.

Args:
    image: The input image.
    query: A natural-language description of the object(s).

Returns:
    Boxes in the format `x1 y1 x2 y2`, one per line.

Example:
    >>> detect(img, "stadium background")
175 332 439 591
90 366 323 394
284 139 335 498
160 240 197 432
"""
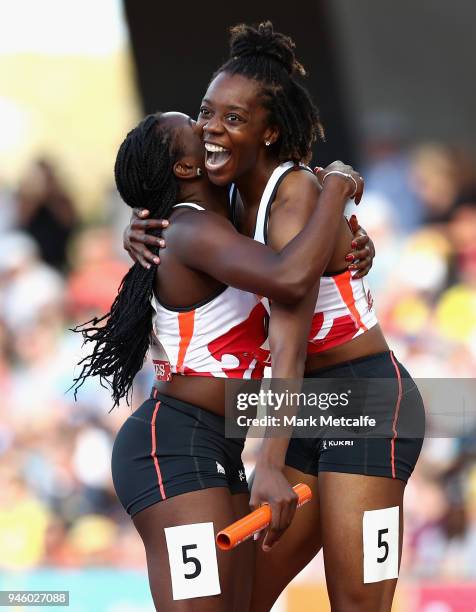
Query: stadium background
1 1 476 610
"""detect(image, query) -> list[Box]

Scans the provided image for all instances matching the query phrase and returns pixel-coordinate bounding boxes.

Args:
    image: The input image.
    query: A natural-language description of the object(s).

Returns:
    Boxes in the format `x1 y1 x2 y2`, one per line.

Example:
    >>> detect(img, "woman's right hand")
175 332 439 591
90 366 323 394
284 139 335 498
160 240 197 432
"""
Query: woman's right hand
123 208 169 268
314 161 364 204
250 462 298 551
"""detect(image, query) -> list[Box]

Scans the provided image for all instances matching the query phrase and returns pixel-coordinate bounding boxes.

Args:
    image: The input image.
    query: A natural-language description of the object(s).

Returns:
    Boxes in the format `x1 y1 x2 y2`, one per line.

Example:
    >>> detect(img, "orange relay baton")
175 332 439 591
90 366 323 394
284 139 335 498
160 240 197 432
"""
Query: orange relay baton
216 483 312 551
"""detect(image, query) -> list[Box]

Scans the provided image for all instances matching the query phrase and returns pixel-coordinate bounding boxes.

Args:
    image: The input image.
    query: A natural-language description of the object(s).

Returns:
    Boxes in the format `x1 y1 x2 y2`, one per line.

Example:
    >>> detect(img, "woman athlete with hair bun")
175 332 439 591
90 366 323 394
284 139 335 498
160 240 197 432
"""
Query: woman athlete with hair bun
125 21 425 612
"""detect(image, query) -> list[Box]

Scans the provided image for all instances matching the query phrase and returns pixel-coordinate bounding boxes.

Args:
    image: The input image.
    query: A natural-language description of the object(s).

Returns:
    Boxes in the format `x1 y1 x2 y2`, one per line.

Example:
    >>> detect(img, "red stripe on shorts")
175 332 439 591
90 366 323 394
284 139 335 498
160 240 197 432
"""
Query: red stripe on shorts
389 352 402 479
150 400 166 499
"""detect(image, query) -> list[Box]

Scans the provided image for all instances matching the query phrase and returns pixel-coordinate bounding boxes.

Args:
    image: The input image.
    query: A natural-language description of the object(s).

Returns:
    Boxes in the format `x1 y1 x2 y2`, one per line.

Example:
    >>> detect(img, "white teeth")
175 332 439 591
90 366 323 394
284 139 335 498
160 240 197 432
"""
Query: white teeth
205 143 228 153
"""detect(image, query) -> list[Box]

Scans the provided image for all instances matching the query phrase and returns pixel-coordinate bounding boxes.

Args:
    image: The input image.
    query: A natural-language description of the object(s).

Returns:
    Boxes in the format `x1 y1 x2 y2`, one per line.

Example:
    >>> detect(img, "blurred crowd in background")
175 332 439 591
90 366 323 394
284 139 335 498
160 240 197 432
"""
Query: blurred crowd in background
1 119 476 593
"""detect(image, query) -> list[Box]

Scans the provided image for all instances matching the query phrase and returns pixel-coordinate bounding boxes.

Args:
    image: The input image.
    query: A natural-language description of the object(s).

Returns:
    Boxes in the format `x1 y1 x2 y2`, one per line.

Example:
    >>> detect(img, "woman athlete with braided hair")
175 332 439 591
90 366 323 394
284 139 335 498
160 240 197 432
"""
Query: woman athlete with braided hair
125 21 424 612
73 108 362 610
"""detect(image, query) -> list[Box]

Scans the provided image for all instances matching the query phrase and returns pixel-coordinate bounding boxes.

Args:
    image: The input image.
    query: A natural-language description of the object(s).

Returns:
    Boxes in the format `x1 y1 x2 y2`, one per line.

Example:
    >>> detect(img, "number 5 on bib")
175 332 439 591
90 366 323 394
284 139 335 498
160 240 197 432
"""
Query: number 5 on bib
164 522 221 600
363 506 399 584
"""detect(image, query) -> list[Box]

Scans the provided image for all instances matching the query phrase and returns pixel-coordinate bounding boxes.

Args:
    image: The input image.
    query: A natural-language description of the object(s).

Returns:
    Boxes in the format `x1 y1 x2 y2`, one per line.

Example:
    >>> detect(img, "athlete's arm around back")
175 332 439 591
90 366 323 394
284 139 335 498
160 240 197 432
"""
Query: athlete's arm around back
169 167 360 304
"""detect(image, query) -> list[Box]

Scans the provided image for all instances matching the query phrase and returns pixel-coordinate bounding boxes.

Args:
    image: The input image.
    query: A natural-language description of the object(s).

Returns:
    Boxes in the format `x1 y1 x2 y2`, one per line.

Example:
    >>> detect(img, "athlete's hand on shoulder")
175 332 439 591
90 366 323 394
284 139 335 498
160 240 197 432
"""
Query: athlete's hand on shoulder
123 208 169 268
314 161 364 204
250 463 298 552
345 214 376 279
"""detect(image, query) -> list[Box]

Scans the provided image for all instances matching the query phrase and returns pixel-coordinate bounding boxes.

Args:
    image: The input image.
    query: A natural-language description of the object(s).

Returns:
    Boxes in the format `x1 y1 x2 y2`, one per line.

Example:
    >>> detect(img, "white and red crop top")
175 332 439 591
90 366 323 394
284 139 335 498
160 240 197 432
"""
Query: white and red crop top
231 161 379 354
150 203 270 381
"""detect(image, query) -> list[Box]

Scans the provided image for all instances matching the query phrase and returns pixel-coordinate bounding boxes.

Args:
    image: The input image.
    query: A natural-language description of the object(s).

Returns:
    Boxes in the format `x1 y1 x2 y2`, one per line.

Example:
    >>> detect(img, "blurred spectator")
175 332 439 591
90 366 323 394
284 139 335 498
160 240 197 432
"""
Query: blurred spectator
448 205 476 287
0 174 17 233
435 284 476 354
67 514 118 566
42 516 77 567
0 320 11 403
362 110 424 233
66 226 129 320
410 144 463 225
16 158 78 271
0 231 64 333
103 185 137 261
0 463 51 570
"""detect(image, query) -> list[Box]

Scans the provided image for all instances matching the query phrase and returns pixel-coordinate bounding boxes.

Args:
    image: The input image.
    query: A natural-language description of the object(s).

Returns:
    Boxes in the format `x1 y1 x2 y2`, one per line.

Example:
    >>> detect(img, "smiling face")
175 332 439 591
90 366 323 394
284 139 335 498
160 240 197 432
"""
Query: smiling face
197 72 279 186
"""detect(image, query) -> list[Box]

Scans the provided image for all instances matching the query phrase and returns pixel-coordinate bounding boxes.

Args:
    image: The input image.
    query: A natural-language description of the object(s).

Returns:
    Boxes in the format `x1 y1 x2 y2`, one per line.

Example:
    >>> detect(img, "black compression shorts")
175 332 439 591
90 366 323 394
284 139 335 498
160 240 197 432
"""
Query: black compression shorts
111 392 248 517
285 351 425 483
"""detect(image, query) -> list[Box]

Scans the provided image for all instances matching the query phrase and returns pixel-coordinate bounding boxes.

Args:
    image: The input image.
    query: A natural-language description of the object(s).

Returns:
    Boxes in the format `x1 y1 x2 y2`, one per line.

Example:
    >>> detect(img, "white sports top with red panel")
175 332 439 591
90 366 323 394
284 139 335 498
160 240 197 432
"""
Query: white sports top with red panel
150 203 270 381
240 161 379 354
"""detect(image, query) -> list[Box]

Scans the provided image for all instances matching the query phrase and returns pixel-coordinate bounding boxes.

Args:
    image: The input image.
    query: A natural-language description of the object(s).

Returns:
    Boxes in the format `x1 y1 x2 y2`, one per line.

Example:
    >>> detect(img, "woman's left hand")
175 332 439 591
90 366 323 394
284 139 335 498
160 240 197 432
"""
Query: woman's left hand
346 215 376 279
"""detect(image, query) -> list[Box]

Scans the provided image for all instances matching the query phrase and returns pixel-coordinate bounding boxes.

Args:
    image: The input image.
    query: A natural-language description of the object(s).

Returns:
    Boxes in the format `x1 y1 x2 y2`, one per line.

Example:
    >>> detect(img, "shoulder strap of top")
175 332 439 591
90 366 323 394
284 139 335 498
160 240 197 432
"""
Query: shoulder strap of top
229 184 238 227
173 202 206 211
253 162 314 244
253 162 294 243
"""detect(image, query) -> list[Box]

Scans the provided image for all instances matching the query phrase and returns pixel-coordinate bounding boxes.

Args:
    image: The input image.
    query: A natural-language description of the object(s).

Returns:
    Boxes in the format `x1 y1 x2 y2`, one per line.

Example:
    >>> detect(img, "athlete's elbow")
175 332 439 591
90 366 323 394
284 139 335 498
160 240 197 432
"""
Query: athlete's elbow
296 262 327 296
274 263 318 303
276 274 309 304
286 275 316 303
285 285 307 304
294 276 314 301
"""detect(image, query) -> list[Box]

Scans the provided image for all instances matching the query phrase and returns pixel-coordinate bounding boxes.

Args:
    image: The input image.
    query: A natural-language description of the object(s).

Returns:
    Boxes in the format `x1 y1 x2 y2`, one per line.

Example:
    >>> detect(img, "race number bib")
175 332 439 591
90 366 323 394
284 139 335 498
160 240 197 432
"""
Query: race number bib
363 506 399 583
164 522 221 600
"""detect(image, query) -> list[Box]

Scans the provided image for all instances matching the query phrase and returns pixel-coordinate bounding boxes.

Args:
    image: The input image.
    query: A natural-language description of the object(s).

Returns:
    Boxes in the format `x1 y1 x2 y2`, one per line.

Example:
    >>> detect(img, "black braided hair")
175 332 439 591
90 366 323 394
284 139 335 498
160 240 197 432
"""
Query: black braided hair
71 112 182 409
214 21 324 163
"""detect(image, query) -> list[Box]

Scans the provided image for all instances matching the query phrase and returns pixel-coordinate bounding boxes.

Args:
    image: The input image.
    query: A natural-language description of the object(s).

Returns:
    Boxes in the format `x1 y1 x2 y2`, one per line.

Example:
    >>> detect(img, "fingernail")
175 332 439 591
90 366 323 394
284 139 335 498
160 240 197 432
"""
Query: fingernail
159 239 165 247
263 545 272 552
140 210 148 217
351 241 357 248
348 264 356 270
153 257 160 264
146 263 151 269
162 220 169 226
345 254 354 262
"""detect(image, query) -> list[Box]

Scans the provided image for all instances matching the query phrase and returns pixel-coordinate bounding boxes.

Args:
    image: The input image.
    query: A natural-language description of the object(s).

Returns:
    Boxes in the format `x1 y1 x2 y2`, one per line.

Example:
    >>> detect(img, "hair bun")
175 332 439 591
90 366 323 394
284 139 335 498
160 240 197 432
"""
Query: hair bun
229 21 306 76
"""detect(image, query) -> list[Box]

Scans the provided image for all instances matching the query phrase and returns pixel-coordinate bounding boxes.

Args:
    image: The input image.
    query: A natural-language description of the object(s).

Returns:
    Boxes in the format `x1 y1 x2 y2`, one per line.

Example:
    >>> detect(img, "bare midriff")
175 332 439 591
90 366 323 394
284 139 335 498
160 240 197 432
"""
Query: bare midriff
154 325 388 416
304 324 389 373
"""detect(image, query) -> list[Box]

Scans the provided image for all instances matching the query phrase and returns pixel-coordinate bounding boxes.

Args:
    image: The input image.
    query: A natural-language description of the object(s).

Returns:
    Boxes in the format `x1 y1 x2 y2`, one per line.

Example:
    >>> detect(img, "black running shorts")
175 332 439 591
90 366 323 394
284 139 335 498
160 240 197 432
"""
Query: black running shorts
111 392 249 517
285 351 425 483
